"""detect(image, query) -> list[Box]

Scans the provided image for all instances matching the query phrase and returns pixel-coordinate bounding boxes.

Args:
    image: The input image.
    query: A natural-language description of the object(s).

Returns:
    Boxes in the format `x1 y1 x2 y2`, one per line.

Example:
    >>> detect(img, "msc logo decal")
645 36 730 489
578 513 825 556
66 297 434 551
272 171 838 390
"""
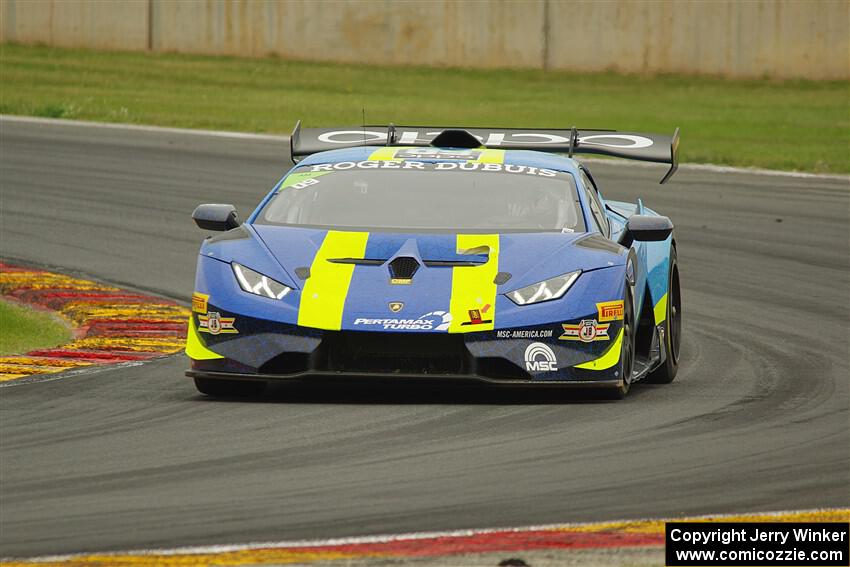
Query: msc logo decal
597 300 624 322
560 320 610 343
191 292 209 314
198 312 238 335
525 342 558 372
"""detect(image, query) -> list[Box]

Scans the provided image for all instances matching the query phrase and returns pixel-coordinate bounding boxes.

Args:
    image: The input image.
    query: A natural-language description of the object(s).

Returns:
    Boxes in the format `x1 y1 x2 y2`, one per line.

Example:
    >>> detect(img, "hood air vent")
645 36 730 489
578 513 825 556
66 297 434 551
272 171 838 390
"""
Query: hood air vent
329 257 484 267
389 256 420 280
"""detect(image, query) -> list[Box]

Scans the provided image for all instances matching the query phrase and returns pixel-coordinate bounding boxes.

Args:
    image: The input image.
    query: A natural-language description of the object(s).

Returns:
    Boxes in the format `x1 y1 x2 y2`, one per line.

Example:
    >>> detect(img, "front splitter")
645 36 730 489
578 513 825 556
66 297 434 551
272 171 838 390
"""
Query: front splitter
185 369 622 389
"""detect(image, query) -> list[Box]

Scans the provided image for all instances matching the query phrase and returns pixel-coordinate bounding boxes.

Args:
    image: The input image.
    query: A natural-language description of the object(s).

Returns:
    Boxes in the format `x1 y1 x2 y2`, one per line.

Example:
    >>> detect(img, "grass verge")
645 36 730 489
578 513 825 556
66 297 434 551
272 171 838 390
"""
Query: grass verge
1 43 848 173
0 299 71 356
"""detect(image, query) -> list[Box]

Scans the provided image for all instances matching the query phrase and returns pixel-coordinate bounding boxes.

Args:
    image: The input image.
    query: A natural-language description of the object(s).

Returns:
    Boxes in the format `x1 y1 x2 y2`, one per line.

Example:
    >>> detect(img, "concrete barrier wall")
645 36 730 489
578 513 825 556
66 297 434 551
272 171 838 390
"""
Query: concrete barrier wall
2 0 847 79
1 0 150 50
149 0 547 69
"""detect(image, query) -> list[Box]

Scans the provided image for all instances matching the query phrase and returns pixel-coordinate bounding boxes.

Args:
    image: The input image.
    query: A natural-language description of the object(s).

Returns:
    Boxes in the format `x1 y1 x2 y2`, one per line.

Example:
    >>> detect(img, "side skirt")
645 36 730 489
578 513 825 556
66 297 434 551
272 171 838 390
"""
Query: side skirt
631 323 666 383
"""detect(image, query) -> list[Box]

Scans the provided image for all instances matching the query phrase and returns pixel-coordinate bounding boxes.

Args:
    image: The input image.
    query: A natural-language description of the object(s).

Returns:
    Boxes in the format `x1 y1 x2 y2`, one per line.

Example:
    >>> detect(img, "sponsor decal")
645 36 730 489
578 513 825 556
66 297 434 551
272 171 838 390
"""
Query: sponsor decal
388 302 404 313
524 342 558 372
289 177 321 190
198 311 238 335
395 148 481 160
310 161 558 178
390 278 412 285
315 130 655 150
496 329 554 339
281 170 331 190
354 310 452 331
461 304 492 326
191 292 209 314
560 319 610 342
596 300 624 322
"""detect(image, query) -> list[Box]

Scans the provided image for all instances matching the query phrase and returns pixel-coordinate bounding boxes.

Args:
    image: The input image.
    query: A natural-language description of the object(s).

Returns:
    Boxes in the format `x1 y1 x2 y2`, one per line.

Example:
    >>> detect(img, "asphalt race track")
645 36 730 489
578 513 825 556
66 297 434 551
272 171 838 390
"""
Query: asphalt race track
1 117 848 556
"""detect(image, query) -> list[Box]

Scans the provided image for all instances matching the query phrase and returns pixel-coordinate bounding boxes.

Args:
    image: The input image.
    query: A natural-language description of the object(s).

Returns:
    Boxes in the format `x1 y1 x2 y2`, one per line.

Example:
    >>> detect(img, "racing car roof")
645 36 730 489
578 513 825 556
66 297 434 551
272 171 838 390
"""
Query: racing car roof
290 123 680 184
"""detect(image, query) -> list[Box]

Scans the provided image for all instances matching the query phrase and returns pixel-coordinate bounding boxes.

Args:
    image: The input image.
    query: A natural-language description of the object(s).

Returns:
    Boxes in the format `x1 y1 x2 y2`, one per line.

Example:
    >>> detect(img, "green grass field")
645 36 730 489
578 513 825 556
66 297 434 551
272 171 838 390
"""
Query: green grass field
1 44 848 173
0 299 71 355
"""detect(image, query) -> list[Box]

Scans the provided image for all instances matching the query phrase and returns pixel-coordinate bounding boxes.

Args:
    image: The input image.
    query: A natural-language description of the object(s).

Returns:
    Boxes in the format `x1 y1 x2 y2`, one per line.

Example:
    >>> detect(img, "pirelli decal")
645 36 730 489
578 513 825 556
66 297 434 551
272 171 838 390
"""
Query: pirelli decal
448 234 500 333
596 300 624 322
191 292 209 314
298 230 370 330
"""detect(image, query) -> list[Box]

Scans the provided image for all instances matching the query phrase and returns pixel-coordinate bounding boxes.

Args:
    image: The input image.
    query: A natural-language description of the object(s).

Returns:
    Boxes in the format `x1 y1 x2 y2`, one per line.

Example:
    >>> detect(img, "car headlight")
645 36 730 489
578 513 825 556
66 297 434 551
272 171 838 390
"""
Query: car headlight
506 270 581 306
232 263 292 299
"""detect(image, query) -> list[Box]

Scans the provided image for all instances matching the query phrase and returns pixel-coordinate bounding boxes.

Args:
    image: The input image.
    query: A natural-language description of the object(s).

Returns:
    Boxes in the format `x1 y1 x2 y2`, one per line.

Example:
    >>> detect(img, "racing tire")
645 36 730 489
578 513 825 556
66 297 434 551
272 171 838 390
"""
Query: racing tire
194 377 267 397
646 246 681 384
609 285 636 400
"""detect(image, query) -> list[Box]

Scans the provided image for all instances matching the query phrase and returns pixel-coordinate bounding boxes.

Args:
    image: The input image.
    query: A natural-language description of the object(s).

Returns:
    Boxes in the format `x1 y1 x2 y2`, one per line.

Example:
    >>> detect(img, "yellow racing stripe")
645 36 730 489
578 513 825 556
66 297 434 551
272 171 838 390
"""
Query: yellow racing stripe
575 328 624 371
298 231 370 330
368 147 402 161
448 234 500 333
473 149 506 163
185 316 224 360
653 293 668 325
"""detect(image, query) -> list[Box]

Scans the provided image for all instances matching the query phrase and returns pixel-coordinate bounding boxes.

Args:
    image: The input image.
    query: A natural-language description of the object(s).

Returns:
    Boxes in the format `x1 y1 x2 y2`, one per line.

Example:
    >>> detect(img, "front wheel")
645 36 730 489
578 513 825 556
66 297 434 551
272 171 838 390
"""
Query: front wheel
646 247 681 384
194 377 267 397
609 285 636 399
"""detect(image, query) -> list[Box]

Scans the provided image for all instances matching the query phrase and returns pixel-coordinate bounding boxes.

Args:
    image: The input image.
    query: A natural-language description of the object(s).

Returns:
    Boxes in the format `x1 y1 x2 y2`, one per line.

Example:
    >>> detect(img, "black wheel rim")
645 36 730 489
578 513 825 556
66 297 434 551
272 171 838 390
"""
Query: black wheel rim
669 265 682 363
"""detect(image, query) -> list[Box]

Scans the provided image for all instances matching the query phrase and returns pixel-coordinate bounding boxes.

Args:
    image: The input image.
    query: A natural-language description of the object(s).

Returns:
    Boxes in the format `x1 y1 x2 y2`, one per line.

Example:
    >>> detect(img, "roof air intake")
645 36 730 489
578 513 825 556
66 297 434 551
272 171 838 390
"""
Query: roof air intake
430 129 482 149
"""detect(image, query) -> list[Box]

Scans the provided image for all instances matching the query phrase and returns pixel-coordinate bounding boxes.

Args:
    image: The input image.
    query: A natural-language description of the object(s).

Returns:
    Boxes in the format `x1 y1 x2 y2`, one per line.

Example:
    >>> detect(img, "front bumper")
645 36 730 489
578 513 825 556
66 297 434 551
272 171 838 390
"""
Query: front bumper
186 307 626 385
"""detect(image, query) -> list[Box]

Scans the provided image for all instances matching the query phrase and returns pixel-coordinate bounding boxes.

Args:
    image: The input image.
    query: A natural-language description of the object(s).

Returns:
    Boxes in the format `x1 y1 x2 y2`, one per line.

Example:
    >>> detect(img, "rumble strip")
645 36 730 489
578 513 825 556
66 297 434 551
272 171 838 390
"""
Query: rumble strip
0 262 189 383
3 509 846 566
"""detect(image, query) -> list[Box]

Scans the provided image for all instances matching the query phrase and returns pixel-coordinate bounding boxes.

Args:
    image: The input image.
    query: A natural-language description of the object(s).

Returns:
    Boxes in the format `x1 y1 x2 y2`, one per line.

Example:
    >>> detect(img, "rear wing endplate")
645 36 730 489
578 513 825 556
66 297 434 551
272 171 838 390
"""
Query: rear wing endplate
290 122 680 184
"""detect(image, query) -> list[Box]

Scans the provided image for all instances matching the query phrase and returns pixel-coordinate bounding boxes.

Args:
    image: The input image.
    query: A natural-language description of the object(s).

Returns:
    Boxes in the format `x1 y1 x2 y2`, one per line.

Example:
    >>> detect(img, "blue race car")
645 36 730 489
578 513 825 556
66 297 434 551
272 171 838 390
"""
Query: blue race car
186 124 682 399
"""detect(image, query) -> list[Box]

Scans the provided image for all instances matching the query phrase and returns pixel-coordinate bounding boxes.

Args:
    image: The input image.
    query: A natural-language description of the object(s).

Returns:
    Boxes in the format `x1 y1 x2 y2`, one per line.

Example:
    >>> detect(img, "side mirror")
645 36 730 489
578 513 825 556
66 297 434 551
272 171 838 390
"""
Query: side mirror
192 204 240 231
620 214 673 247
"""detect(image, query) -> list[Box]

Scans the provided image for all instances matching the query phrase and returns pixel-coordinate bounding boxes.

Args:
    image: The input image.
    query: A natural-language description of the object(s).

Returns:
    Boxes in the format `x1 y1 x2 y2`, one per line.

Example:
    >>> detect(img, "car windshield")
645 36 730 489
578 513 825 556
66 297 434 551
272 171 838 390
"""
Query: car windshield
257 160 585 233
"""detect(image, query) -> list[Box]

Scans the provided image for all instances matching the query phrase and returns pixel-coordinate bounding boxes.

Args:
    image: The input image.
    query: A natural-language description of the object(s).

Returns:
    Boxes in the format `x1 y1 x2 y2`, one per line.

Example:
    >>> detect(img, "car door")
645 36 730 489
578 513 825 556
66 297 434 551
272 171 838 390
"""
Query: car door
579 167 647 316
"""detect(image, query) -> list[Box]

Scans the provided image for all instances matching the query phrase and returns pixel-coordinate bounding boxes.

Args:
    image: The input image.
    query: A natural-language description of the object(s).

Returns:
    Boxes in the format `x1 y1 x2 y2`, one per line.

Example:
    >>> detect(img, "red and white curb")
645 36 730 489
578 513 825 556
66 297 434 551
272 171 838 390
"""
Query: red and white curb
4 509 847 566
0 262 189 383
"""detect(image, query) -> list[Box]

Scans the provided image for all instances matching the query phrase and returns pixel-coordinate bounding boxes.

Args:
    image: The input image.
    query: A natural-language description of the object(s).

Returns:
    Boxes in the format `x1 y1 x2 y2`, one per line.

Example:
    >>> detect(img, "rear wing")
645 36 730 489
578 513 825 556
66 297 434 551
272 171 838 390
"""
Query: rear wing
290 122 680 184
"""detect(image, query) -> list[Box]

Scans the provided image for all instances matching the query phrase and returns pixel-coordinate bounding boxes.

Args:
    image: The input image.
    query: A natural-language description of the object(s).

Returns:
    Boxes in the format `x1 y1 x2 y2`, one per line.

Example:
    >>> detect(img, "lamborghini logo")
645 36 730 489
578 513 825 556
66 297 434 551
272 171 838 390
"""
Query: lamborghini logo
388 302 404 313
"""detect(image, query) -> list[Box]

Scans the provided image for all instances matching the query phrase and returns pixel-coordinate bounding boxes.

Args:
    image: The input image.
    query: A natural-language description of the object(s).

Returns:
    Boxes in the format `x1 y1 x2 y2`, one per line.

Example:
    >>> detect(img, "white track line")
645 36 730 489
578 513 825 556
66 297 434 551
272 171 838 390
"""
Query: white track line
580 157 850 182
10 508 846 562
2 115 847 182
0 114 288 142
